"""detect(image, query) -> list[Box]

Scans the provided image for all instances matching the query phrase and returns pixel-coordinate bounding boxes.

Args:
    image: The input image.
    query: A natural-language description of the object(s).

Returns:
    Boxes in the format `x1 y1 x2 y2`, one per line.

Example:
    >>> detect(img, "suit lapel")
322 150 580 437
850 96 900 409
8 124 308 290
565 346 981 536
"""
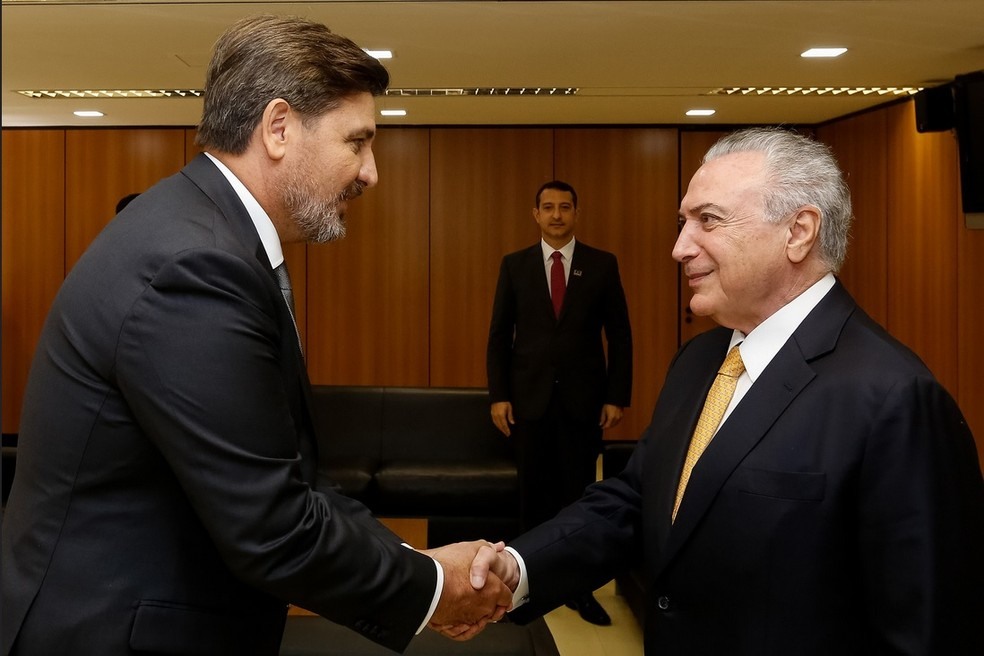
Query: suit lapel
659 281 855 568
182 154 317 483
522 244 555 323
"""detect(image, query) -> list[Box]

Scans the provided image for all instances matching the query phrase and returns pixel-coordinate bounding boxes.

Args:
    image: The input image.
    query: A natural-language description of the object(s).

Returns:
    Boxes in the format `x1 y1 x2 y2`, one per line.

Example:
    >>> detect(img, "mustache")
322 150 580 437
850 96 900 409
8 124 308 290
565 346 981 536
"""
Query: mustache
342 180 366 201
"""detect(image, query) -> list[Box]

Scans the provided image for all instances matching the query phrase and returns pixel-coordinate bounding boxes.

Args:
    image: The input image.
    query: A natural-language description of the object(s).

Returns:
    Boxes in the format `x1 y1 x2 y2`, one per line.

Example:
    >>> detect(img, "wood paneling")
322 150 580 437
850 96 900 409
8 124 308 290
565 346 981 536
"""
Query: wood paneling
817 113 890 325
65 129 186 271
679 131 728 344
886 102 961 395
306 128 431 385
184 128 202 163
2 130 66 433
429 128 554 387
555 128 680 441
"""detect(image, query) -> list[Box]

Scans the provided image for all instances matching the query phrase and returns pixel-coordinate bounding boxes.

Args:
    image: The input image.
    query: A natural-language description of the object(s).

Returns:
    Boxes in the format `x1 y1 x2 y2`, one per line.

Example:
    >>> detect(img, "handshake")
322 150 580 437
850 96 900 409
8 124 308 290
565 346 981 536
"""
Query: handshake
423 540 522 641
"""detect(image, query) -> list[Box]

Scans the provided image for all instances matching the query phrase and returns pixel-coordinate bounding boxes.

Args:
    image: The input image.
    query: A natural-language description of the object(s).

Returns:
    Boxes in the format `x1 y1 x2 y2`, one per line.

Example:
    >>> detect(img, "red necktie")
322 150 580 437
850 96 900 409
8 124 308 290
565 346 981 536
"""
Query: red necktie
550 251 566 318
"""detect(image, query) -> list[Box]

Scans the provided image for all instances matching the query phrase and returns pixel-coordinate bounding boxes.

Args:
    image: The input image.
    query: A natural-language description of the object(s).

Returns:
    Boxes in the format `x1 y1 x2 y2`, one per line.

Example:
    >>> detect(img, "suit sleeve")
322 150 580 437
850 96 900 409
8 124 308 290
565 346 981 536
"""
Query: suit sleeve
115 248 436 653
487 257 516 403
602 255 632 407
857 375 984 653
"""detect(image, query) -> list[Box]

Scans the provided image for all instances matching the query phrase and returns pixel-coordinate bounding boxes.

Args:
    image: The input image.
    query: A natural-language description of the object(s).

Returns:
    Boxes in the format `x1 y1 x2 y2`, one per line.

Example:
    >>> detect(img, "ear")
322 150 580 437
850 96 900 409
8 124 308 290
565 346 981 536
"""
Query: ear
786 206 821 264
259 98 293 161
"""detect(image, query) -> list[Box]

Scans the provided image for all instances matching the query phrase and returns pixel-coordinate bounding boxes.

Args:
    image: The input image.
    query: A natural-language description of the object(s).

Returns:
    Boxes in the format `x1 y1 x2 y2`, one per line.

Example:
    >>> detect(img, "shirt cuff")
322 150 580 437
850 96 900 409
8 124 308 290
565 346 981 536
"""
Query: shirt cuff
415 549 443 634
504 546 530 609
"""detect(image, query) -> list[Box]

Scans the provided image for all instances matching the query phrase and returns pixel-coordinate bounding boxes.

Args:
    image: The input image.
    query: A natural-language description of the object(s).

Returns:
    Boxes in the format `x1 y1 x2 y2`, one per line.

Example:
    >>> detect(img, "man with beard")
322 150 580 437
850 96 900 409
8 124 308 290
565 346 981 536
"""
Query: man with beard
1 15 511 656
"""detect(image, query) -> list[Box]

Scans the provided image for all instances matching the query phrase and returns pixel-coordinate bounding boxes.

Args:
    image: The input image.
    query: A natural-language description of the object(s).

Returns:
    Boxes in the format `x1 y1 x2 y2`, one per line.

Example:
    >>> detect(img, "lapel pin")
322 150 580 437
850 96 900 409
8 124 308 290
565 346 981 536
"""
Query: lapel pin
573 269 583 277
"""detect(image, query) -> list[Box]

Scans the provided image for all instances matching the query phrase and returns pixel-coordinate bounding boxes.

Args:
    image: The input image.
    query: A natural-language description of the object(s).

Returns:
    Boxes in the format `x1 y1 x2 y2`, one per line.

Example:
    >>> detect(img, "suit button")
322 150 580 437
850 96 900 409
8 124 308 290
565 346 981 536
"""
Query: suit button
657 595 671 610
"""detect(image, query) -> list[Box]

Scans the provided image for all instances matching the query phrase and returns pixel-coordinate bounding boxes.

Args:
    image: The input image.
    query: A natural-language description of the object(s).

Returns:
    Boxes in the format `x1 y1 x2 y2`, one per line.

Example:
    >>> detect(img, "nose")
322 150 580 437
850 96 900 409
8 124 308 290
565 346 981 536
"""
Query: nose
359 147 379 189
672 220 698 263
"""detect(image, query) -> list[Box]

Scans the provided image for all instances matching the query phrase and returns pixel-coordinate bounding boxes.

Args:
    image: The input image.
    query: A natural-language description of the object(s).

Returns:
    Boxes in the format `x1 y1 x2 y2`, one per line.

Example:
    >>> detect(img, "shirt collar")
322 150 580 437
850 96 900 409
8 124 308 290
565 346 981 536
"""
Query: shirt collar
729 273 836 382
204 152 284 269
540 237 576 263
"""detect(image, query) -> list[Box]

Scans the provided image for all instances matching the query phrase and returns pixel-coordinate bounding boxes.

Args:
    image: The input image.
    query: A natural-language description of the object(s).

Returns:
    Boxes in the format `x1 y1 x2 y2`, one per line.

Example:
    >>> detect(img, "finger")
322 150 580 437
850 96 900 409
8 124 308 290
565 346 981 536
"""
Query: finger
469 544 496 588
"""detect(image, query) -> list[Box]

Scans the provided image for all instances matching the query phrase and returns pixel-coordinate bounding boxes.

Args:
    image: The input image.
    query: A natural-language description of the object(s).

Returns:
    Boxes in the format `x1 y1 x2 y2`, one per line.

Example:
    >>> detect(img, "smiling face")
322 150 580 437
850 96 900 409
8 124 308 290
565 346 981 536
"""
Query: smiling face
280 91 379 243
533 188 578 249
673 151 799 333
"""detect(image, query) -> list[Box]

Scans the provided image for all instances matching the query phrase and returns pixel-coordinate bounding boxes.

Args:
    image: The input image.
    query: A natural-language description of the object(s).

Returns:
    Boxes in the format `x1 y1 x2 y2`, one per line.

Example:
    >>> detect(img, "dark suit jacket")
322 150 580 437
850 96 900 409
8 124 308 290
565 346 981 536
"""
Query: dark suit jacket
486 241 632 424
1 155 436 655
509 281 984 654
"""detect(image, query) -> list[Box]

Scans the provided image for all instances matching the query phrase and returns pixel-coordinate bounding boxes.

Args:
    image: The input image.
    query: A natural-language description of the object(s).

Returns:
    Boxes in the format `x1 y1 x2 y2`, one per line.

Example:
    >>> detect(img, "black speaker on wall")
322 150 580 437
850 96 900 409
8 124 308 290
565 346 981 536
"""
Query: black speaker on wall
914 83 954 133
951 70 984 218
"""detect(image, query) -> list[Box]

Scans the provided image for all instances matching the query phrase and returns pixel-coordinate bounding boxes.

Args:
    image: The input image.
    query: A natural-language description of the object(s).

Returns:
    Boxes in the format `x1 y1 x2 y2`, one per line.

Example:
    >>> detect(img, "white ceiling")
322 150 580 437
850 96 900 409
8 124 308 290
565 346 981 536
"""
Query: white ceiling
3 0 983 128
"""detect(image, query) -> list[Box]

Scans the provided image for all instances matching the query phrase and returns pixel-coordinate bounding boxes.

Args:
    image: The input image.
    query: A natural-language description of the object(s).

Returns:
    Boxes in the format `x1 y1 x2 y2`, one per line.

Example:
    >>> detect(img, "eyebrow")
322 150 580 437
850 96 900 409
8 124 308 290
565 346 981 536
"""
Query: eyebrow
682 202 725 217
348 127 376 141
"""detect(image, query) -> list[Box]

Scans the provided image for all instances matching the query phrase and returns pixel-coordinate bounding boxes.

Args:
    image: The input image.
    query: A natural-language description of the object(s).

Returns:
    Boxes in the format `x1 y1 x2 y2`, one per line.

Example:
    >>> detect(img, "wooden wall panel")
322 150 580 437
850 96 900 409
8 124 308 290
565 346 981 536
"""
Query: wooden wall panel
429 128 554 387
2 130 66 433
679 130 728 344
816 113 890 325
306 128 431 386
555 128 680 441
885 102 961 395
184 128 203 163
65 129 186 271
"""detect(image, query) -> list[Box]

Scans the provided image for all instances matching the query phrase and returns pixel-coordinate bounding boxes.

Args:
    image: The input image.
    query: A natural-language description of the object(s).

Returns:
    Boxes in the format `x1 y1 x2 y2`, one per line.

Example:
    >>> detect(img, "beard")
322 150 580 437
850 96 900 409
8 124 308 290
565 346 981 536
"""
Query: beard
283 167 366 244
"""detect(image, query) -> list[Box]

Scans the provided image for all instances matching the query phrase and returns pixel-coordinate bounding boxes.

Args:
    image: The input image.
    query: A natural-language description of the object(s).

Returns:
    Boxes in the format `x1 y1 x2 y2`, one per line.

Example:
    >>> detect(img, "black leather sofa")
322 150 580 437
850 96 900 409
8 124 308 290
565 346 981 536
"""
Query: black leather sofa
311 385 521 547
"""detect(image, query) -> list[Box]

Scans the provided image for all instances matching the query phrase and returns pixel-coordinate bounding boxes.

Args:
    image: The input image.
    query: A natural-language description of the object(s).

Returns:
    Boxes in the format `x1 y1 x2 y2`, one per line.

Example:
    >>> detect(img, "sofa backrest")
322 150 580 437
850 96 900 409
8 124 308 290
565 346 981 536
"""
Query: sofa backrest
310 385 512 465
379 387 512 463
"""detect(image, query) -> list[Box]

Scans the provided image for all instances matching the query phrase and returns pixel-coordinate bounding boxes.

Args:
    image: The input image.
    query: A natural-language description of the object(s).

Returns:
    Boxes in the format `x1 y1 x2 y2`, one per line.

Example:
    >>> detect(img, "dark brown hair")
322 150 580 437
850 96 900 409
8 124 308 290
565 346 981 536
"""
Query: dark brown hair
195 14 389 154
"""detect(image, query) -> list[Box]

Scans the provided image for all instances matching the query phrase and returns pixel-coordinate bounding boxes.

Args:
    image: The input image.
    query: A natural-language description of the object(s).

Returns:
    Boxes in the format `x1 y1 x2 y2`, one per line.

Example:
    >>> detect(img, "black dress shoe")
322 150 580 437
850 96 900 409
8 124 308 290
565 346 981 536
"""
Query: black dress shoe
565 593 612 626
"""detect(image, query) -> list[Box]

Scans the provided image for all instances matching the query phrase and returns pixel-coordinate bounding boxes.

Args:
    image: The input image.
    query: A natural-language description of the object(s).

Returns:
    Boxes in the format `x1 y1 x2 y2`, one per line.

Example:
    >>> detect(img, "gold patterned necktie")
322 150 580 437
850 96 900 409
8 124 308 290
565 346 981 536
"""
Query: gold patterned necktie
672 344 745 522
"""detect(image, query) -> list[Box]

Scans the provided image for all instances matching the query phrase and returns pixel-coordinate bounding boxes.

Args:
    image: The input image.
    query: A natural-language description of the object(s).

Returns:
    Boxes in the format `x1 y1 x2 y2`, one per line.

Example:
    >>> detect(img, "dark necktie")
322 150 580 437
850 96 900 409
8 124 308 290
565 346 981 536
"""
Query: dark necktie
274 262 302 355
672 344 745 522
550 251 566 318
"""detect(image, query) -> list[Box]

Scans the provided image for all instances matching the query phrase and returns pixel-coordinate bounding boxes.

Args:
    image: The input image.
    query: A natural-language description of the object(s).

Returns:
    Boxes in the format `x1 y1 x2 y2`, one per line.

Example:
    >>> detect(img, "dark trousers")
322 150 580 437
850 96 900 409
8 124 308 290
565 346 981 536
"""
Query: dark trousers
513 393 601 532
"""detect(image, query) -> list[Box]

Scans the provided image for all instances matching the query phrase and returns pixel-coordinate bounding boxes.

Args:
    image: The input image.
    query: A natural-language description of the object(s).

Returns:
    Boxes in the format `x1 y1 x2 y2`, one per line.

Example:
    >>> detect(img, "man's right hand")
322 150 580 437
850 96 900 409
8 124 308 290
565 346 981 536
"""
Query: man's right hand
425 541 513 631
490 402 514 436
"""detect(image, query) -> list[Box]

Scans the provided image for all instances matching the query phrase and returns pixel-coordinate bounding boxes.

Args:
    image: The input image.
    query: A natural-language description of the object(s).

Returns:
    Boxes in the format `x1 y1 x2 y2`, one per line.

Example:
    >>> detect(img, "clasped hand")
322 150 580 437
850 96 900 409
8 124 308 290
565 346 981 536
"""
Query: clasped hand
424 540 520 641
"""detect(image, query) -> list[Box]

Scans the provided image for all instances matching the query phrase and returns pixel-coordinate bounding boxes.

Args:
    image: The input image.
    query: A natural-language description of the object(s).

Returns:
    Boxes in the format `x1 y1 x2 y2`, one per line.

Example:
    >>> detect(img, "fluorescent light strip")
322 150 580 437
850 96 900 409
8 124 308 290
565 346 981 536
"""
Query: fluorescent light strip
708 86 921 97
380 109 407 117
74 110 104 118
686 109 715 117
801 47 848 58
17 89 203 99
385 87 578 96
364 49 393 59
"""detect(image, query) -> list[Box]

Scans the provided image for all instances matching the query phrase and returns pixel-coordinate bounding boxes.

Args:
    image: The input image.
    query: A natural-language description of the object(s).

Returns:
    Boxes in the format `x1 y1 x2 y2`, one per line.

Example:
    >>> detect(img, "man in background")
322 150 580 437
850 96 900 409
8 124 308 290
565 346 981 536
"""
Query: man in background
2 15 509 655
469 127 984 654
486 180 632 626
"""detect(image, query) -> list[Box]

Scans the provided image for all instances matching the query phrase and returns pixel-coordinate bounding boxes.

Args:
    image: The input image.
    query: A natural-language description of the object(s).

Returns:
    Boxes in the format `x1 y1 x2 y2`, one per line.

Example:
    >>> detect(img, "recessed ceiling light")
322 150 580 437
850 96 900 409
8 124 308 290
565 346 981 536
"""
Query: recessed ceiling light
801 47 848 58
380 109 407 117
686 109 716 117
365 49 393 59
74 110 104 118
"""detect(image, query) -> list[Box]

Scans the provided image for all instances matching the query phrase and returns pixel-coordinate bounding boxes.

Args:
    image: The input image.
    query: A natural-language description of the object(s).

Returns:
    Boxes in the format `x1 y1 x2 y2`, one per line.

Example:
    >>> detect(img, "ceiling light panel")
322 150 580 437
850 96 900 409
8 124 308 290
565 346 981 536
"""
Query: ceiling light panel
708 86 921 97
16 89 203 99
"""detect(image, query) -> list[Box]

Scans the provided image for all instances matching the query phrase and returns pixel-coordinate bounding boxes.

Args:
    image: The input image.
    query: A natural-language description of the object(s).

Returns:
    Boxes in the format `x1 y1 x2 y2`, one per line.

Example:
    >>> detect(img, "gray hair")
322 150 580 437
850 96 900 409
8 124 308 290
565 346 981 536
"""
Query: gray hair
195 15 389 154
704 127 853 272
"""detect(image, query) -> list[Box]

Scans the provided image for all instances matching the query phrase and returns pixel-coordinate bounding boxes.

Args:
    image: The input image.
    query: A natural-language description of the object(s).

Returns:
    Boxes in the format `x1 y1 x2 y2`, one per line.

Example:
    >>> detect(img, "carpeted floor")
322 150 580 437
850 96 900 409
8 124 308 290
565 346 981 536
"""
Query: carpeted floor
280 616 560 656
